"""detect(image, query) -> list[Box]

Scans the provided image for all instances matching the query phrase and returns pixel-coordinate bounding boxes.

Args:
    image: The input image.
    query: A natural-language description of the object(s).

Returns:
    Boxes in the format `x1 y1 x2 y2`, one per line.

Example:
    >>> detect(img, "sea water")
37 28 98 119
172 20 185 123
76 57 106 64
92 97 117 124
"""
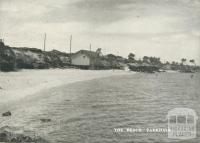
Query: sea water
0 72 199 143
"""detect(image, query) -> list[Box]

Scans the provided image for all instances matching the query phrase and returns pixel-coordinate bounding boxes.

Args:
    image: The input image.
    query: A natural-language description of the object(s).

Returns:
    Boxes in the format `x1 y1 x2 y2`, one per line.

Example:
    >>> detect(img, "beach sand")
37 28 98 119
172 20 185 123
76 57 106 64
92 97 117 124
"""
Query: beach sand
0 69 133 104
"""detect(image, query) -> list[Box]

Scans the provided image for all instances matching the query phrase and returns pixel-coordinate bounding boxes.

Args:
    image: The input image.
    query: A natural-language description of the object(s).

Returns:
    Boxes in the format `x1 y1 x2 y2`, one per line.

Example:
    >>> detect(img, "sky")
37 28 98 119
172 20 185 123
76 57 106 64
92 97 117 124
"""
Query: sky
0 0 200 64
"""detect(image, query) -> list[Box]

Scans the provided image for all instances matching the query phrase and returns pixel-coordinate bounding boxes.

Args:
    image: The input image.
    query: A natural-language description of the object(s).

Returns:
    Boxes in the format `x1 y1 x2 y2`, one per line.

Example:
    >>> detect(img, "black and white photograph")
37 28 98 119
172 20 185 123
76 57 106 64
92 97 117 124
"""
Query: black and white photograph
0 0 200 142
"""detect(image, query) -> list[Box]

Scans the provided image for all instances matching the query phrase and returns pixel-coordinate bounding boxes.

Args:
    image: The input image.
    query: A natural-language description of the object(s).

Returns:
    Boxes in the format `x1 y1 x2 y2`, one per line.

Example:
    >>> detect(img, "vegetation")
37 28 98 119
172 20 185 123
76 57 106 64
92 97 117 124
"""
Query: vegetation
0 42 16 71
181 58 187 65
128 53 135 62
0 41 70 71
0 41 199 72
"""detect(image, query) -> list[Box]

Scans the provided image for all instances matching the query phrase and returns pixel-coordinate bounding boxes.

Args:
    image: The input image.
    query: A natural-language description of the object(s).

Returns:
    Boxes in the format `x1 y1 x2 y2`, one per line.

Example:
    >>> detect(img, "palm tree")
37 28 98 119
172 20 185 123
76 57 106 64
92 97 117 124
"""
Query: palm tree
181 58 187 65
189 59 195 66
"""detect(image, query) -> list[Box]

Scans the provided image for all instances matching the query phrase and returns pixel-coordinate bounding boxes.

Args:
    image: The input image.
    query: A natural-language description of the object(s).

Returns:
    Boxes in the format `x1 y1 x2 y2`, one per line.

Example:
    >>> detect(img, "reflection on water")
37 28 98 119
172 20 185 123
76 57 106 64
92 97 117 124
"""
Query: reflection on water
0 73 200 143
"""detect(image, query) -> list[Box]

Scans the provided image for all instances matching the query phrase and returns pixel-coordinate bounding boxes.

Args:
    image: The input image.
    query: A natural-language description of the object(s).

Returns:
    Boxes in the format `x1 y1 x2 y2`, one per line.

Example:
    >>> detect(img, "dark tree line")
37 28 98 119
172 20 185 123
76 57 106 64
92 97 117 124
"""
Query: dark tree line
127 53 196 67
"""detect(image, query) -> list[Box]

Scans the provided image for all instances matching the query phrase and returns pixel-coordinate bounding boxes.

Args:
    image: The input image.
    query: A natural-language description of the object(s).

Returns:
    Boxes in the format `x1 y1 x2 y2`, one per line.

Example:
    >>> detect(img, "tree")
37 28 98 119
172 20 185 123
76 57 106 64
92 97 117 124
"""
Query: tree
148 57 161 65
181 58 187 65
172 61 176 65
96 48 102 56
189 59 195 66
165 61 170 64
128 53 135 62
143 56 149 63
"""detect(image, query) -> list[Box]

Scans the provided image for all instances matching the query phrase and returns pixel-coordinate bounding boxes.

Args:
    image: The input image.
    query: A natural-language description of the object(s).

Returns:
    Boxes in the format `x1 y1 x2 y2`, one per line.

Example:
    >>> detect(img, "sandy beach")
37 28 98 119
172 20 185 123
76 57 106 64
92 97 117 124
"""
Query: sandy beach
0 69 133 104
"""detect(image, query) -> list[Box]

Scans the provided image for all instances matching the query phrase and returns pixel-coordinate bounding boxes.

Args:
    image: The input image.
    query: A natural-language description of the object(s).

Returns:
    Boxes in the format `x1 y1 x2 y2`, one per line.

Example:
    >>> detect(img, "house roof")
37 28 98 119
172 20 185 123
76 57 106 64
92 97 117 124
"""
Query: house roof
72 50 99 59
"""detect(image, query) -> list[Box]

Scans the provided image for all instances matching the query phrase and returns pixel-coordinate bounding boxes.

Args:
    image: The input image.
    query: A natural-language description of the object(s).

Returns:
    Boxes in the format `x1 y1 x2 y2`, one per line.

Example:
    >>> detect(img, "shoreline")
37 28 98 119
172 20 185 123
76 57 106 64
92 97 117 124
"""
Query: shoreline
0 69 134 104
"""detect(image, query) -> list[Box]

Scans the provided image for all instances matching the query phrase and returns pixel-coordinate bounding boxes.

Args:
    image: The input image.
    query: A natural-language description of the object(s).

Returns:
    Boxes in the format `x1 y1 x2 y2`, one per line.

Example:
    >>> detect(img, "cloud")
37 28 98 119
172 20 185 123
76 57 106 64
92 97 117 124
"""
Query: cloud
0 0 200 64
1 0 200 30
95 16 183 34
40 0 134 24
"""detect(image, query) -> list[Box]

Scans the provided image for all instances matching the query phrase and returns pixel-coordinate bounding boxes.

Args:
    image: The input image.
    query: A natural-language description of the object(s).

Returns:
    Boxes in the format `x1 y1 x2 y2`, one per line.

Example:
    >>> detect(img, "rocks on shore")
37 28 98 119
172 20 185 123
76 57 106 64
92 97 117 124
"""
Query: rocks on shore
2 111 11 117
0 131 32 142
0 131 48 143
40 118 51 123
0 126 48 143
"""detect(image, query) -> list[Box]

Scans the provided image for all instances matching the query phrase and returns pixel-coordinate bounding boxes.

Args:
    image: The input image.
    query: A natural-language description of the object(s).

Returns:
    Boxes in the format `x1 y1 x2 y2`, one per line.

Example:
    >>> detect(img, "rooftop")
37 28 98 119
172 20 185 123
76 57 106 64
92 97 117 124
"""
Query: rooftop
73 50 99 59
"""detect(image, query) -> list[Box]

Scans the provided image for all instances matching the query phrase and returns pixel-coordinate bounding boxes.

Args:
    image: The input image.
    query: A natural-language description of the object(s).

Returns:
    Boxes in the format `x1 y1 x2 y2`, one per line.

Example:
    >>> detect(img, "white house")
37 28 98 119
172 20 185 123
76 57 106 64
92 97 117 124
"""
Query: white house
71 50 99 69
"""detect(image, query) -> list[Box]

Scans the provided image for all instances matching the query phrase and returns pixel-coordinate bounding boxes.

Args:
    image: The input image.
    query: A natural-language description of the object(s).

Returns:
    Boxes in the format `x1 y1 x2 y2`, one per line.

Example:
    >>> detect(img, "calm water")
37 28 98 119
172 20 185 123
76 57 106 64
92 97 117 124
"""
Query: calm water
0 72 200 143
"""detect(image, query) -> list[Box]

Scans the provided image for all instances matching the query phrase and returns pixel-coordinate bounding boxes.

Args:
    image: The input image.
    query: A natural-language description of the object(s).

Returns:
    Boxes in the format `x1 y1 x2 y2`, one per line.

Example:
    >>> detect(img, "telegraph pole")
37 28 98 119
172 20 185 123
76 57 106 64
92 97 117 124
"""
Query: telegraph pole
69 35 72 54
69 35 72 64
43 33 46 51
90 43 91 51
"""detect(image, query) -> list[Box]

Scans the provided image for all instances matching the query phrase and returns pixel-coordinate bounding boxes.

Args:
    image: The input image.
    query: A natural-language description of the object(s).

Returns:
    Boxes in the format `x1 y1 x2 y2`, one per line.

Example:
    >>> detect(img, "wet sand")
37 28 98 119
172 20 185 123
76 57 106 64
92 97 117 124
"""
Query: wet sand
0 69 133 104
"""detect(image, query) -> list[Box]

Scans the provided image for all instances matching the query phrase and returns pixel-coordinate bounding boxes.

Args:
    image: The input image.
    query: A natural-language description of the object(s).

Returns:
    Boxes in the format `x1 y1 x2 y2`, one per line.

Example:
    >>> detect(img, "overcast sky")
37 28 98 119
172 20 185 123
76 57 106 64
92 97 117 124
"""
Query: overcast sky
0 0 200 64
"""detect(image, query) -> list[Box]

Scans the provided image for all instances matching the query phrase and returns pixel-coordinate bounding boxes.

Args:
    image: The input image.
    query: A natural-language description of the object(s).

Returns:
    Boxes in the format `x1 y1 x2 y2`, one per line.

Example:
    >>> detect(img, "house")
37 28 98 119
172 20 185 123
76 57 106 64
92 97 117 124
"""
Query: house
71 50 100 69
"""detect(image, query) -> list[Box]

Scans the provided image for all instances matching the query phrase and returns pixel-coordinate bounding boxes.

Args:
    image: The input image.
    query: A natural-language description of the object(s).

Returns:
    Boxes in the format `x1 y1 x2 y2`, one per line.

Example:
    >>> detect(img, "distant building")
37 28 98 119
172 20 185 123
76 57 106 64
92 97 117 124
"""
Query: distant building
71 50 100 69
